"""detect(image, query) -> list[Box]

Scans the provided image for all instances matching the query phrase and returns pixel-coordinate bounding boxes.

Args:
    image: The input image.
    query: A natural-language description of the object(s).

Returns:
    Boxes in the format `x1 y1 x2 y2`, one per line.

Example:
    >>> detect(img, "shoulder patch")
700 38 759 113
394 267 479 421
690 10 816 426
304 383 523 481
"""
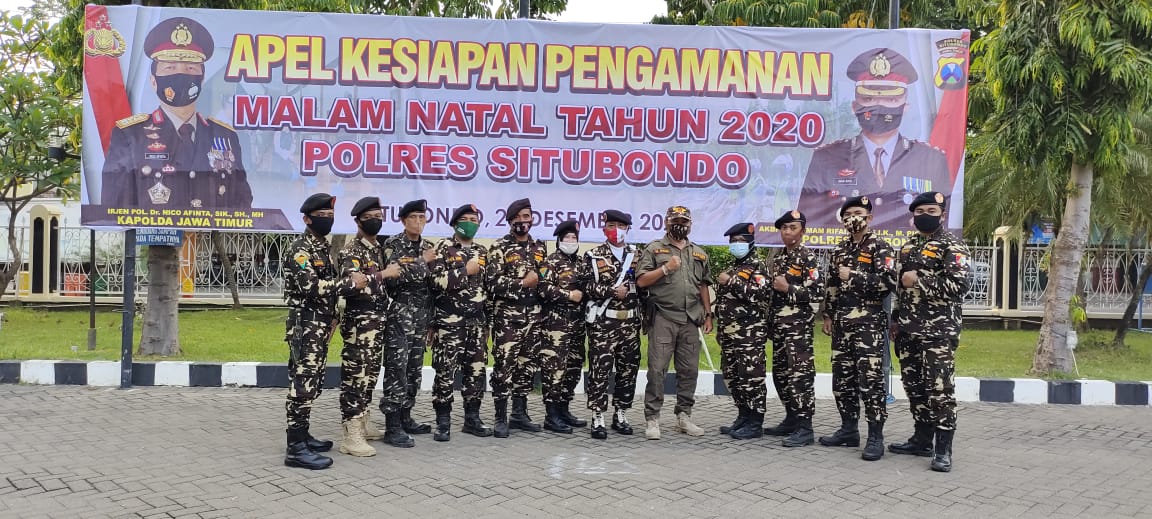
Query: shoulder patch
294 252 310 269
692 251 707 261
207 117 235 132
115 113 149 129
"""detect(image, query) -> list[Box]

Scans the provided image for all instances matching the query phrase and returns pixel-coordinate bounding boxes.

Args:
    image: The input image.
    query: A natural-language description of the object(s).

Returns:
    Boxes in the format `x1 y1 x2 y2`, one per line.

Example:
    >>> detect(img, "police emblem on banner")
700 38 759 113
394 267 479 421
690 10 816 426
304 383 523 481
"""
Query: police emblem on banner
934 38 968 90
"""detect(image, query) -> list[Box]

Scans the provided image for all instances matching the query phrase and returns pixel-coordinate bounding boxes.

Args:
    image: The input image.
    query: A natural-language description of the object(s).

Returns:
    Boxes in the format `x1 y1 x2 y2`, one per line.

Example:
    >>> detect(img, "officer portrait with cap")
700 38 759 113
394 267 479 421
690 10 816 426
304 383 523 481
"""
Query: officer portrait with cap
798 47 950 234
101 16 252 210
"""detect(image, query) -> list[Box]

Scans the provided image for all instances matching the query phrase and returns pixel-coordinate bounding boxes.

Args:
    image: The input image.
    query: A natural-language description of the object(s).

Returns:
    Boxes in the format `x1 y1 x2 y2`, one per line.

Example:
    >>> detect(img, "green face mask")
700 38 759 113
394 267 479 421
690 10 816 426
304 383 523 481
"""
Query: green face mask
455 221 479 239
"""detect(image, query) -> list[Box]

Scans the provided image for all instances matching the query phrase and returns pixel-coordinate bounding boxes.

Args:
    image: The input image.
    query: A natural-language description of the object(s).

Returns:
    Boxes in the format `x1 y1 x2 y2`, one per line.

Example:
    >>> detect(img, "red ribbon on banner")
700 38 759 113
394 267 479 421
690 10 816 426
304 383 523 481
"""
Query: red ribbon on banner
928 32 972 185
83 4 133 153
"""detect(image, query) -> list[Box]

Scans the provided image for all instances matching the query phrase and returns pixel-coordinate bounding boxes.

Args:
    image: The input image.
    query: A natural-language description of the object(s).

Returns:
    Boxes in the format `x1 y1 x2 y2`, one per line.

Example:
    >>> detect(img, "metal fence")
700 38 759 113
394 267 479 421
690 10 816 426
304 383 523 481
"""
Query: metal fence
7 227 1152 317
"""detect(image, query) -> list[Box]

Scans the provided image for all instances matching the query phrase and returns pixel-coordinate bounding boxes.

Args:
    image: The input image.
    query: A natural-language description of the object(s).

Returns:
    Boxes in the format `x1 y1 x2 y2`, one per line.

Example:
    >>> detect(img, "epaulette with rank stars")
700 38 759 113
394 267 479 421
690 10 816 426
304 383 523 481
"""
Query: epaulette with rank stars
207 117 235 131
115 113 149 129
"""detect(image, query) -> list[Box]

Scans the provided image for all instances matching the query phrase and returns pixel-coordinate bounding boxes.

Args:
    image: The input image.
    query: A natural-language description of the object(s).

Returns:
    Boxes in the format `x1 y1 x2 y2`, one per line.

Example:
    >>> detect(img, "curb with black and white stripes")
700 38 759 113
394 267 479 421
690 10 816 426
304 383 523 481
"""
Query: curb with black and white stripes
2 360 1149 406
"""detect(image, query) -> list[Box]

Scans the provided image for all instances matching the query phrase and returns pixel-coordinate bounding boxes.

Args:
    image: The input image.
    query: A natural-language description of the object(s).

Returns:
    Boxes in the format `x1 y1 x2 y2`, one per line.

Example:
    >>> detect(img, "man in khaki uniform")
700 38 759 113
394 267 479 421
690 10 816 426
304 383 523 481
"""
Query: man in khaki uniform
636 206 713 440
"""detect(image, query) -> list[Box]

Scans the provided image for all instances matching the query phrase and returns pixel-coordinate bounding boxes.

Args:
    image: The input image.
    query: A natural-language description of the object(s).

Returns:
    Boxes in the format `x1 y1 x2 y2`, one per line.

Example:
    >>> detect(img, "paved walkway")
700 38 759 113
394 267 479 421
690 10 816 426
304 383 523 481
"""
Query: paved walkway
1 385 1150 518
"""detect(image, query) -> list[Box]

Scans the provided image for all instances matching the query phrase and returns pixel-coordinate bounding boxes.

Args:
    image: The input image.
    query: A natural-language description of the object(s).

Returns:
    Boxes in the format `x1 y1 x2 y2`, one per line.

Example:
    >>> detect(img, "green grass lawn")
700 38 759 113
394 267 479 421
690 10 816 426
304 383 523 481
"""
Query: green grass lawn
2 306 1150 381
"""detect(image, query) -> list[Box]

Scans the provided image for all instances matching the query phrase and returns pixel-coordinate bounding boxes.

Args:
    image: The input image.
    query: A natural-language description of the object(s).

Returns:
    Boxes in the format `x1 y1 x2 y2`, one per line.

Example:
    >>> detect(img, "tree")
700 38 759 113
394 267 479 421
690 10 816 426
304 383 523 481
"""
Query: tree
961 0 1152 375
0 6 81 299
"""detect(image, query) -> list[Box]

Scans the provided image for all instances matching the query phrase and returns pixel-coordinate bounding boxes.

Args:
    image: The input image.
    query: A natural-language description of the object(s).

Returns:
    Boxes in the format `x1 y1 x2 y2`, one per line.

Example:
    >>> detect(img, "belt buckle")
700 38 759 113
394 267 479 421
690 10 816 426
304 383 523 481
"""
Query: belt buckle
614 310 629 320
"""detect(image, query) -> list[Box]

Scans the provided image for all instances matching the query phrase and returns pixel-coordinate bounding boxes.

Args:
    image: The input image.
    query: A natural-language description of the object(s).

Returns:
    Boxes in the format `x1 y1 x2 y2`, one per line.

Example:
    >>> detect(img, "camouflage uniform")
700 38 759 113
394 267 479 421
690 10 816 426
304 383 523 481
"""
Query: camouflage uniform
283 232 355 429
539 249 589 405
893 228 970 431
486 233 548 400
582 243 642 413
824 232 898 425
715 254 774 414
429 237 489 406
378 233 435 415
767 244 824 421
336 237 391 421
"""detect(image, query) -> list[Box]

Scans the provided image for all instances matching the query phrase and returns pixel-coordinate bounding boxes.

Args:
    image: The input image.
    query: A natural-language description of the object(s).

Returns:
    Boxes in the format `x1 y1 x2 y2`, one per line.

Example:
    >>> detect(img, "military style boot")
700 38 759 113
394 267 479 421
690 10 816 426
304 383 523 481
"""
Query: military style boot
361 410 382 441
509 396 543 432
339 416 377 457
462 400 494 437
493 398 510 438
861 421 885 461
818 415 860 447
558 401 587 427
763 411 798 436
383 411 415 448
433 402 452 442
930 429 954 473
400 406 432 434
782 418 815 447
611 408 633 435
590 412 608 440
889 422 934 457
543 402 574 433
720 406 749 435
675 411 705 436
730 411 764 440
285 427 333 470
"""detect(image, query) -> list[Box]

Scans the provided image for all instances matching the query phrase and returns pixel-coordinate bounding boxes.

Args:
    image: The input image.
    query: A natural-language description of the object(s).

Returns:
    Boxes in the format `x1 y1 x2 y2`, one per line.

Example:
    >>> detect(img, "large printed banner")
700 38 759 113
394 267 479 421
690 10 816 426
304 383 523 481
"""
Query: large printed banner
80 5 970 247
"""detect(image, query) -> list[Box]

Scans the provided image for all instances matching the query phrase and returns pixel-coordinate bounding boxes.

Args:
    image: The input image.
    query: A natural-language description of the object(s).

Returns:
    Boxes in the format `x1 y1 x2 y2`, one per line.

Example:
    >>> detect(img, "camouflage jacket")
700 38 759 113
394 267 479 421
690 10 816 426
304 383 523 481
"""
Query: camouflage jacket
337 236 391 314
894 228 971 340
487 233 547 322
381 232 435 322
282 232 355 318
823 232 898 324
583 242 642 314
715 254 773 341
430 237 489 327
540 249 591 320
767 244 824 326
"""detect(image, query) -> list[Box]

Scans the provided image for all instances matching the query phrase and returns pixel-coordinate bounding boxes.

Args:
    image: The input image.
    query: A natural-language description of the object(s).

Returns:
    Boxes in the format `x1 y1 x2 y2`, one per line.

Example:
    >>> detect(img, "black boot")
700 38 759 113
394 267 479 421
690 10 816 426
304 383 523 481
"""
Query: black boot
763 410 798 436
284 427 333 470
782 418 814 447
462 400 494 437
590 412 608 440
401 406 432 435
719 406 749 435
493 398 510 438
729 411 765 440
862 421 885 461
543 402 574 434
889 422 934 457
818 417 860 447
930 429 953 472
509 396 543 432
433 403 452 442
558 401 587 427
383 411 415 448
305 432 333 453
611 408 633 435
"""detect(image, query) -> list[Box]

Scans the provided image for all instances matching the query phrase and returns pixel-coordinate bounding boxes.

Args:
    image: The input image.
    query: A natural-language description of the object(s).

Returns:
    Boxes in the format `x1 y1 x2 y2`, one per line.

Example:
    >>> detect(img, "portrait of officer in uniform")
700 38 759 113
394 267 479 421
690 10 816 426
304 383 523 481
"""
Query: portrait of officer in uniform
798 47 950 233
101 16 253 209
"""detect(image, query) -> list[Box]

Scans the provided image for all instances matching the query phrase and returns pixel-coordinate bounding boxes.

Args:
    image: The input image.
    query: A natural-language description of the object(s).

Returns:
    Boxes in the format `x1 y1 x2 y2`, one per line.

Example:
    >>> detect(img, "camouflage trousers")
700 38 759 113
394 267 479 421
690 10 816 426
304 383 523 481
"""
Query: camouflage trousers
378 314 428 414
285 310 335 429
541 309 586 404
431 321 488 406
718 331 768 414
585 315 641 413
895 335 958 430
338 311 386 421
489 306 542 400
770 325 815 420
830 318 888 424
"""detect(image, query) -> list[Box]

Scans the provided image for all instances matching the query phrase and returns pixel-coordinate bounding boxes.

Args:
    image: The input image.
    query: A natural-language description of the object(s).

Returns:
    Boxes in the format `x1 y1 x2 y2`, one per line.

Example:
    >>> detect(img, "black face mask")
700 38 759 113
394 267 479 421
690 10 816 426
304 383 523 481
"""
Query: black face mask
155 73 203 107
511 221 531 237
358 218 382 236
668 223 690 241
308 216 334 237
855 104 904 135
913 214 943 234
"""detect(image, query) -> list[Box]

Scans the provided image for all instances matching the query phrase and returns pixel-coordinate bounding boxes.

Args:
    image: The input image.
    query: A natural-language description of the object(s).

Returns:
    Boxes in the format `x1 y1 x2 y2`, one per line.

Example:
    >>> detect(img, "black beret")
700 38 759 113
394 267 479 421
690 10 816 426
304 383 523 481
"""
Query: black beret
299 193 334 214
451 203 479 224
847 47 918 88
774 209 806 229
909 191 947 213
554 219 579 239
723 222 756 239
399 199 427 218
144 17 214 63
350 196 381 217
840 196 874 215
603 209 632 226
505 198 531 221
